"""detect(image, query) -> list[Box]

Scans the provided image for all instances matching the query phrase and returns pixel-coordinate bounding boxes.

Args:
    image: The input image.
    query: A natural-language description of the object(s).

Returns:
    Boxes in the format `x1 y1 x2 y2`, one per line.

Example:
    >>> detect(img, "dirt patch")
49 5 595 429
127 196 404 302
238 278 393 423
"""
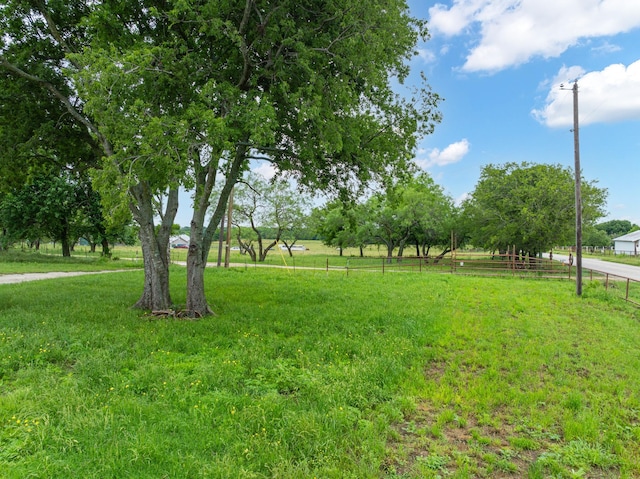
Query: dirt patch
385 405 545 477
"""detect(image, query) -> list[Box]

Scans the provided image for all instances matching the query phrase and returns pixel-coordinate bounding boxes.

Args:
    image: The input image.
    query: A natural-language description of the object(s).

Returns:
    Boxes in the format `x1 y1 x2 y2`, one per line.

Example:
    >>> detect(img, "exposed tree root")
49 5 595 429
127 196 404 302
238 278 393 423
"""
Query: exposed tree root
145 309 205 320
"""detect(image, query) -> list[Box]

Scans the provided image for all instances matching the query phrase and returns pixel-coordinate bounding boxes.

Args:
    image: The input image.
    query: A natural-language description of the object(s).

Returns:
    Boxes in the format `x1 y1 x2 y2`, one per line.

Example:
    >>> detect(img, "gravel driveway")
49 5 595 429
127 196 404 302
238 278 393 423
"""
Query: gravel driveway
0 270 133 285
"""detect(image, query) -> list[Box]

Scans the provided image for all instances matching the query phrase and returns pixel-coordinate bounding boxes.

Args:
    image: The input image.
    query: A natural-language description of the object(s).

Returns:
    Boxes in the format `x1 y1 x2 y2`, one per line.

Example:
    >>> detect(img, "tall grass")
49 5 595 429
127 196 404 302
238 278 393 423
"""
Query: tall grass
1 266 639 477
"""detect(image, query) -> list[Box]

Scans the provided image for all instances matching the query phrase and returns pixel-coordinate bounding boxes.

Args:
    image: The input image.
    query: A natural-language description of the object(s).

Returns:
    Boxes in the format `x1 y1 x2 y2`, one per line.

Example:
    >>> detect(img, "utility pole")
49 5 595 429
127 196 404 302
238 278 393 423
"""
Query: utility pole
571 81 583 296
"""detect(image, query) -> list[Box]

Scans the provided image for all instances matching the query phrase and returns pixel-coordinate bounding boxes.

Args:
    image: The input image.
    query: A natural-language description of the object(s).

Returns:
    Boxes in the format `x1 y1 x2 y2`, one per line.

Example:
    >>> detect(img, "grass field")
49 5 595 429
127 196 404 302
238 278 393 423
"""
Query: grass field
1 261 639 478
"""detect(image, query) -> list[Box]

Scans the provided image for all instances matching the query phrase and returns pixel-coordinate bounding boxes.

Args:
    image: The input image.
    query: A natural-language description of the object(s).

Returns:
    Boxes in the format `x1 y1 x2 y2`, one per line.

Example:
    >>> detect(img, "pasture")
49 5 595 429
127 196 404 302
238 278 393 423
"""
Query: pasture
1 257 639 477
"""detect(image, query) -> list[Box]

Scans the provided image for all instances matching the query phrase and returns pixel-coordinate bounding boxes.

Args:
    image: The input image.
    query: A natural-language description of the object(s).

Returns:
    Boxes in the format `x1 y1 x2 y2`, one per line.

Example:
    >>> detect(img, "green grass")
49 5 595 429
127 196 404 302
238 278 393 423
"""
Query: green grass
599 255 640 267
1 265 639 477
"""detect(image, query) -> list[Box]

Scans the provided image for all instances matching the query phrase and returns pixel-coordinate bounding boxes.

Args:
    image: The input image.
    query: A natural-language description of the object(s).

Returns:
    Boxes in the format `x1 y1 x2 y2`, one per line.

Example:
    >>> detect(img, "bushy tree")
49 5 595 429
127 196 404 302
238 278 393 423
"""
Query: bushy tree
232 173 310 262
363 173 455 259
463 162 607 256
402 173 456 257
1 173 85 256
583 226 612 248
2 0 441 315
595 220 638 238
312 201 360 256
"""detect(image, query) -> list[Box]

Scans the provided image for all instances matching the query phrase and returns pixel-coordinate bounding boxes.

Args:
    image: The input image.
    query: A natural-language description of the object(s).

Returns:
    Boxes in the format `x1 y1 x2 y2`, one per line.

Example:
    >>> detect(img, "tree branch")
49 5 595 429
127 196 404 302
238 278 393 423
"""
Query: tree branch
35 1 82 70
0 56 113 157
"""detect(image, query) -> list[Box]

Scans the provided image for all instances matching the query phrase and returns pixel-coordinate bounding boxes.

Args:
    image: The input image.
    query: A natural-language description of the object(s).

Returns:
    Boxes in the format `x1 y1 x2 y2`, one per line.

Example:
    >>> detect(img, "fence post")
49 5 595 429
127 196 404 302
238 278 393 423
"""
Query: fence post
382 258 385 275
626 278 630 301
605 273 609 291
326 257 329 272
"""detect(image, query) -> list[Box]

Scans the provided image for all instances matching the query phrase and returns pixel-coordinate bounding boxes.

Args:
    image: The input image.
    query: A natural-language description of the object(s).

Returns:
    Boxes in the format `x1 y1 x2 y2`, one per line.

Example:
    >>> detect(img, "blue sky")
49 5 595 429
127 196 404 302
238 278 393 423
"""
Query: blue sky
406 0 640 226
175 0 640 228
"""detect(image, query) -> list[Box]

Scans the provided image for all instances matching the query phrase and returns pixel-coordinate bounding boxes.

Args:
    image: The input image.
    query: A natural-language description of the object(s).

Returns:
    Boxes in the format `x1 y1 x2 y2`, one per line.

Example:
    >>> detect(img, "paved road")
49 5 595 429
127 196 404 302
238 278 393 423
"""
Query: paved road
552 254 640 282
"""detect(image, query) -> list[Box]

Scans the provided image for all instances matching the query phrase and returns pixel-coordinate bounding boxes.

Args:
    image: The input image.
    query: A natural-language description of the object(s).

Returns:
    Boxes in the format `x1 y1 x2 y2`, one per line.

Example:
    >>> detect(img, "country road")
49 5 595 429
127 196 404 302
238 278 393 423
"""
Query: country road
551 254 640 282
1 257 639 284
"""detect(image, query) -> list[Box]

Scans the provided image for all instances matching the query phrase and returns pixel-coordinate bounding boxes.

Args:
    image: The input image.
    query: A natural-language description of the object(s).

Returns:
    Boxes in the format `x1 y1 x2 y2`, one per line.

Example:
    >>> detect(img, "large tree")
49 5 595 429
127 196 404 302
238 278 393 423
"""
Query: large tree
0 52 114 255
1 0 189 310
313 200 360 256
172 0 441 315
2 0 441 316
401 173 456 258
463 162 607 257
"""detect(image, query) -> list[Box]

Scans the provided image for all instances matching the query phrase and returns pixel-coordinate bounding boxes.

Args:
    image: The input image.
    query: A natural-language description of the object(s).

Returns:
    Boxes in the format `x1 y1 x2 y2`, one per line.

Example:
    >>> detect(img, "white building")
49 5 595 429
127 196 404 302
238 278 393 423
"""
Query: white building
169 235 190 248
613 231 640 255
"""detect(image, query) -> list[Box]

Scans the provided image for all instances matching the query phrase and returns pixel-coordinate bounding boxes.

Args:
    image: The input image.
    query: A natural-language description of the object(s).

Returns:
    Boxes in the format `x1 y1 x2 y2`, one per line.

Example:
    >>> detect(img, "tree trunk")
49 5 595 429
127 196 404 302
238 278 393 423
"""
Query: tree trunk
397 241 406 259
130 183 177 311
61 224 71 257
259 240 277 262
135 224 172 310
282 240 294 257
101 238 111 257
386 243 394 262
185 193 214 316
185 142 247 317
186 241 212 316
61 237 71 257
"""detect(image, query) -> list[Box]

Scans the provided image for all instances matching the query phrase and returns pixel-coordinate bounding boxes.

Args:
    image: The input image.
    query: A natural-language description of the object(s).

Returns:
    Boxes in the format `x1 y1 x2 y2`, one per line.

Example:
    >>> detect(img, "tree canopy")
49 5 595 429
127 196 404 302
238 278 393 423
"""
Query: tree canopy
1 0 441 315
595 219 639 238
463 162 607 255
362 172 455 258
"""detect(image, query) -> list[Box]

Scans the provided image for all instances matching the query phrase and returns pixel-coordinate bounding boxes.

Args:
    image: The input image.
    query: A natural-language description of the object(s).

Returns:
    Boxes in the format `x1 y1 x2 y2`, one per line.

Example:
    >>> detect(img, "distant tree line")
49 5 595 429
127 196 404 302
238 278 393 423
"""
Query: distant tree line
2 153 616 264
230 162 610 262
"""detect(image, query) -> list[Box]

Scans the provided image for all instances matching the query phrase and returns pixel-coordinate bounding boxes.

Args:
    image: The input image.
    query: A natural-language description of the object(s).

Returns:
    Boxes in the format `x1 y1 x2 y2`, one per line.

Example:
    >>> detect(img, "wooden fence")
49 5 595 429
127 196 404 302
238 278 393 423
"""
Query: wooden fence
326 253 640 307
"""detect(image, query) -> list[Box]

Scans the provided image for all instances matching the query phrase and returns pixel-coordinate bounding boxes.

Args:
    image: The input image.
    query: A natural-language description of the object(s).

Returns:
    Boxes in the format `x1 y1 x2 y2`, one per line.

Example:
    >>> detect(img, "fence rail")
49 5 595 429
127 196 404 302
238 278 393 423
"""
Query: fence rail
326 253 640 307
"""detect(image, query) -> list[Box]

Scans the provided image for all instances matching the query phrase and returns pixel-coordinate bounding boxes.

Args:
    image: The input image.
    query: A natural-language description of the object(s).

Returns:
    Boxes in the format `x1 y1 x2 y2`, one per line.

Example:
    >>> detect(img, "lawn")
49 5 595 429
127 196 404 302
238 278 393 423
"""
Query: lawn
1 265 639 478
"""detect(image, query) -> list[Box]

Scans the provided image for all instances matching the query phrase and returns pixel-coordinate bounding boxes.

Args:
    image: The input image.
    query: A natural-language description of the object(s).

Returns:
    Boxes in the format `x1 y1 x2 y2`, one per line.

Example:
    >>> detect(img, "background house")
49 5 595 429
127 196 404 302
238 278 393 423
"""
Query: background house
613 231 640 255
169 235 190 248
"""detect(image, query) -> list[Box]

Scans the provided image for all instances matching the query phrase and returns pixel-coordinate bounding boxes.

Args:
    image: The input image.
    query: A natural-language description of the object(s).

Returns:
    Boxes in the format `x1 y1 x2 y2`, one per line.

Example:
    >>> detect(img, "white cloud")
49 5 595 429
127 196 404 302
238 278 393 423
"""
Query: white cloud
252 161 276 180
429 0 640 72
417 48 436 63
532 60 640 127
429 0 487 36
454 192 470 206
417 139 471 168
591 41 622 55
